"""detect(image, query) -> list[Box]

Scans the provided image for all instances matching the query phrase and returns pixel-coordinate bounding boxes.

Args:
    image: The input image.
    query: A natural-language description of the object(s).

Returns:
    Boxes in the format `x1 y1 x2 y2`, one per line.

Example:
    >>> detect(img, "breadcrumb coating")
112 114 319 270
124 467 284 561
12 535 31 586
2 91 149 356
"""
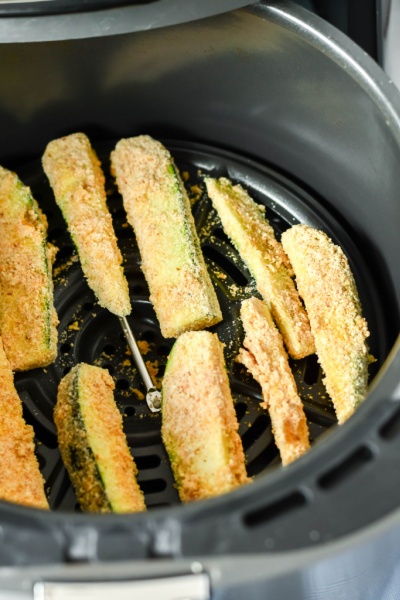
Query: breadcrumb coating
0 337 48 509
281 224 371 424
42 132 131 317
0 166 58 371
55 363 146 513
238 297 310 465
162 331 249 501
111 136 222 338
205 177 315 359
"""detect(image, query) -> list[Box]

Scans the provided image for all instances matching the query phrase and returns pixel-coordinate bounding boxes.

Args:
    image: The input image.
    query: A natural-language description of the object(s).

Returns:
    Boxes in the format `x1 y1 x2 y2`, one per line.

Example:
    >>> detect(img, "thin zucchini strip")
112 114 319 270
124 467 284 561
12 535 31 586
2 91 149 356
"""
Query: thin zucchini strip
111 136 222 339
0 337 48 509
238 297 310 466
42 132 131 317
204 177 315 360
281 224 371 424
54 363 146 513
161 330 249 502
0 166 58 371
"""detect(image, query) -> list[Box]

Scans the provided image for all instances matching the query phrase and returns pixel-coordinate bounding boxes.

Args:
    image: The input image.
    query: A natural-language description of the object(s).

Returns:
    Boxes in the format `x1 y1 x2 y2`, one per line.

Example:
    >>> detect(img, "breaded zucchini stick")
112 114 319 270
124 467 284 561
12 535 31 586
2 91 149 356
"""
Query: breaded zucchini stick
111 136 222 339
204 177 315 359
0 337 48 509
162 331 249 501
42 132 131 317
0 166 58 371
281 224 371 424
54 363 146 513
238 297 310 465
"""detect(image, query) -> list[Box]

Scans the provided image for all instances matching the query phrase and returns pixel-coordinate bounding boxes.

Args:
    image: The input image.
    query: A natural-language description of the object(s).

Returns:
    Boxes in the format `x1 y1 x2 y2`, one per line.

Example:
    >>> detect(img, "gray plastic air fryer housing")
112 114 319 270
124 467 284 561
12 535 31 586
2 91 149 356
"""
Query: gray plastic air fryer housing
0 2 400 599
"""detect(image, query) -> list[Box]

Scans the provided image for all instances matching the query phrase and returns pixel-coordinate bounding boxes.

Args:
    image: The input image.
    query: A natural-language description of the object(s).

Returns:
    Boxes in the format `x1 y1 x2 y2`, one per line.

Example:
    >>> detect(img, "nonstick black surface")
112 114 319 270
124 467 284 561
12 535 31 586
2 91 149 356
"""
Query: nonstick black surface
14 139 384 512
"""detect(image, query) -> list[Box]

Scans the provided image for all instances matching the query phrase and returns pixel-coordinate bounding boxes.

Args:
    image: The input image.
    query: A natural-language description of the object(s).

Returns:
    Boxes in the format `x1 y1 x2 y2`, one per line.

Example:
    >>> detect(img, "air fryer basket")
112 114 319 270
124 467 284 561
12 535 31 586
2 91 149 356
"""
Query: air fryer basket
1 2 400 599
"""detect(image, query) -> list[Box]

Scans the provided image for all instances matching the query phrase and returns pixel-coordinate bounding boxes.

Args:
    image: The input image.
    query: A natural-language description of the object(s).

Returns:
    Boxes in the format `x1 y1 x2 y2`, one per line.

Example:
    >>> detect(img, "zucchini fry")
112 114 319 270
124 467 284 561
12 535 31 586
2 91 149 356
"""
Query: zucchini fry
54 363 146 513
111 136 222 339
0 337 48 509
0 166 58 371
162 331 249 501
238 297 310 465
281 224 371 424
42 132 131 317
204 177 315 359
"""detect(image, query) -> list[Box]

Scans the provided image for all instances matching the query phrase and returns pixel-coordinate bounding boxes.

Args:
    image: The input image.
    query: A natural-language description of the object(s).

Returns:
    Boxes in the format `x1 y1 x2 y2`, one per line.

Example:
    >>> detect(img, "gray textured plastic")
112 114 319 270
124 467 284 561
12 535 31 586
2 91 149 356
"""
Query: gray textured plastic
0 1 400 599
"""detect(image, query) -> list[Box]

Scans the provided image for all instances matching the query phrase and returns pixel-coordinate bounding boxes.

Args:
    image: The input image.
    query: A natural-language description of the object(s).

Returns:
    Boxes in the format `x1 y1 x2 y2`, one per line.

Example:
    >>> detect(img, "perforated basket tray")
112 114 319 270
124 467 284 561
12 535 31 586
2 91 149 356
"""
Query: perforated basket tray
12 139 386 517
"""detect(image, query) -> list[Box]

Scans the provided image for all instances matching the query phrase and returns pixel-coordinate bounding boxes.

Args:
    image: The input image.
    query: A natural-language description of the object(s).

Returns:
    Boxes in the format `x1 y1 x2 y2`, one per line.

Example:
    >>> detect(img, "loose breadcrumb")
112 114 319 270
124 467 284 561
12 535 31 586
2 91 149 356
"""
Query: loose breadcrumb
238 297 310 465
111 136 222 338
281 224 371 424
0 166 58 371
162 331 250 501
205 177 315 359
42 132 131 317
0 337 48 509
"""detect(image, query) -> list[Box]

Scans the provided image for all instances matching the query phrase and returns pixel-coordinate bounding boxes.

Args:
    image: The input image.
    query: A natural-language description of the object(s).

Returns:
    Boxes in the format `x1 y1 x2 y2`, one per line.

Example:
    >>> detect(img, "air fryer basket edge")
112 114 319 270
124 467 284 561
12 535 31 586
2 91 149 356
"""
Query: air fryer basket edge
0 0 400 595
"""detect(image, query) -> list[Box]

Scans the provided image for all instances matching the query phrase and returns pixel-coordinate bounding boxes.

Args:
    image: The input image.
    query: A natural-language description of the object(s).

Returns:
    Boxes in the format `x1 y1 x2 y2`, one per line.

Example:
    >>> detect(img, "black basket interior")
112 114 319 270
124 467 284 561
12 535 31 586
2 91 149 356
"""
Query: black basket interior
13 139 387 513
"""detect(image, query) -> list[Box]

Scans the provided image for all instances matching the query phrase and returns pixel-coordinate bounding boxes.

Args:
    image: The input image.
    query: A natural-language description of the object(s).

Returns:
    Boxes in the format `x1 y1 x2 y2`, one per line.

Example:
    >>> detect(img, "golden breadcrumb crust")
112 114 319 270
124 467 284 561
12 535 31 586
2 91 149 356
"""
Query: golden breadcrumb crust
111 135 222 338
42 132 131 317
281 224 371 424
54 363 146 513
238 297 310 465
162 331 249 502
0 166 58 371
204 177 315 360
0 337 48 509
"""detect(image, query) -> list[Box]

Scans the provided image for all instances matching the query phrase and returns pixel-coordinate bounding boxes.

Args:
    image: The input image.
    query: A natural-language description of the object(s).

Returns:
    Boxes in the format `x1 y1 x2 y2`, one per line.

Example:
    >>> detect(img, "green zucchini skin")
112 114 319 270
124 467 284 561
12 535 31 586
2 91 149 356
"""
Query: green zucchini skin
0 166 58 371
54 363 146 513
111 136 222 339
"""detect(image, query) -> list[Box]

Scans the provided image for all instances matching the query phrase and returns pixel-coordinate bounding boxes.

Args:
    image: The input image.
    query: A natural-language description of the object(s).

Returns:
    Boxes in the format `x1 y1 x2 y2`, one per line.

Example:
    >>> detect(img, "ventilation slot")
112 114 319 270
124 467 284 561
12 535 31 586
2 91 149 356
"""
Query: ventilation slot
379 406 400 440
243 491 307 528
241 414 270 452
303 354 320 385
318 446 374 490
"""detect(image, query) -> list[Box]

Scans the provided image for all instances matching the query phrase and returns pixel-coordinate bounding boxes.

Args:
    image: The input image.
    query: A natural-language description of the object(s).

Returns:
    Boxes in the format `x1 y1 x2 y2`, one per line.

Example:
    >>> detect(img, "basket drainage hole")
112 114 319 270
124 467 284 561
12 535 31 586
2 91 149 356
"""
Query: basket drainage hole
63 366 71 376
243 491 307 528
303 354 320 385
241 414 270 452
102 344 116 356
139 479 167 494
49 227 64 241
202 245 249 287
124 406 135 417
235 401 247 422
135 455 161 470
57 245 74 260
132 285 144 295
318 445 374 490
60 343 71 354
141 330 155 343
117 378 130 391
102 363 114 375
83 302 94 311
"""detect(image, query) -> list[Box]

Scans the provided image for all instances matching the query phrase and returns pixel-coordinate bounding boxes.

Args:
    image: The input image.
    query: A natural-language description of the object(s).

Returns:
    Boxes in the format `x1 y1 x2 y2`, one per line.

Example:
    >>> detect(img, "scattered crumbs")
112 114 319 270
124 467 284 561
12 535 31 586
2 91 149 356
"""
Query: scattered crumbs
91 313 97 318
132 388 145 401
122 359 131 367
68 321 80 331
125 348 132 356
145 359 162 388
122 222 129 228
137 340 151 355
216 272 227 280
182 171 190 182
